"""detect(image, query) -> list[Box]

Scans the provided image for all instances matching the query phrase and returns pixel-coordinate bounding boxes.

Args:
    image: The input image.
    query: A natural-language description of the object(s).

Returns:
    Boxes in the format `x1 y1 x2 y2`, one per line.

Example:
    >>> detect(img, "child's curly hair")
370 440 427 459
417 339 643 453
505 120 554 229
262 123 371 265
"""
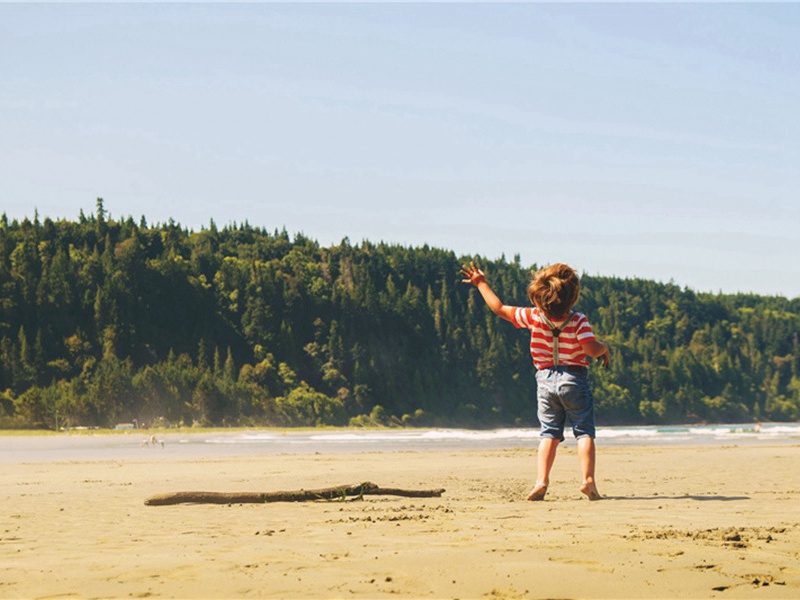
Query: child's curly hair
527 263 581 320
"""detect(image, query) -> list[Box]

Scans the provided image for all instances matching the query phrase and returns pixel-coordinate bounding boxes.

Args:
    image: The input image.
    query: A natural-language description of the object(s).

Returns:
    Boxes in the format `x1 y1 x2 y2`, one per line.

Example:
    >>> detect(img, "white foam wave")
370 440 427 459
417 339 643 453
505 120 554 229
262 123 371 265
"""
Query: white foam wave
596 428 659 439
195 422 800 448
309 429 540 443
205 432 280 444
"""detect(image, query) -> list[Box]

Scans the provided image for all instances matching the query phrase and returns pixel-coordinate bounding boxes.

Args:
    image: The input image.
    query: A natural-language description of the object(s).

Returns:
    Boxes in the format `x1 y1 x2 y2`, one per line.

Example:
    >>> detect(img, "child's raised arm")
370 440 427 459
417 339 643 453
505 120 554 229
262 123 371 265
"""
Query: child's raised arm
460 262 516 323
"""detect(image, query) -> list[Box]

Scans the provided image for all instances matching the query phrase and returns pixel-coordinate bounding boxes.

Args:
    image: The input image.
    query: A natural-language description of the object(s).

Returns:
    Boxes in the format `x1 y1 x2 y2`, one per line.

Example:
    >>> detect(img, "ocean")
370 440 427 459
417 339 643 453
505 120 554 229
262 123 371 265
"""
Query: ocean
1 423 798 464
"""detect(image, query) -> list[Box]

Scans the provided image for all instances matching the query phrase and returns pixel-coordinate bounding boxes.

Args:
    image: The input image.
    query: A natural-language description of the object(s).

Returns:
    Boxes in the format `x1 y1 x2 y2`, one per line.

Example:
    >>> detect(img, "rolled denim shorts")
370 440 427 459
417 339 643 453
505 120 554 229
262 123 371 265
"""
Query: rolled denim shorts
535 366 596 441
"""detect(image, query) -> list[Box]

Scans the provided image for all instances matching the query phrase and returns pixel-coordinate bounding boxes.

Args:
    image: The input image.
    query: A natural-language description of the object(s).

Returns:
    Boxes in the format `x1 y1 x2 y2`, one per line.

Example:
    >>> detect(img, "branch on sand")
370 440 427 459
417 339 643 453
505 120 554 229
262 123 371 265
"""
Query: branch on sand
144 482 446 506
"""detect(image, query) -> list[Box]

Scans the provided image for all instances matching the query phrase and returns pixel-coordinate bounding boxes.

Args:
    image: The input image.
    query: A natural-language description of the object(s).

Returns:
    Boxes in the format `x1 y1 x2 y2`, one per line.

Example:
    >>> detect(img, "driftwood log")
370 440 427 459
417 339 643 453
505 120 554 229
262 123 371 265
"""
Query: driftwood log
145 482 445 506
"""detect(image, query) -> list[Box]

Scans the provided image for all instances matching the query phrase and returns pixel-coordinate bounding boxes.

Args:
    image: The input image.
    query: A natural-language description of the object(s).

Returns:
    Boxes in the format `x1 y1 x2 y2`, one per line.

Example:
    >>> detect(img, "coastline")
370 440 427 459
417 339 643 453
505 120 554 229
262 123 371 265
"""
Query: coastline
2 443 799 599
2 422 798 465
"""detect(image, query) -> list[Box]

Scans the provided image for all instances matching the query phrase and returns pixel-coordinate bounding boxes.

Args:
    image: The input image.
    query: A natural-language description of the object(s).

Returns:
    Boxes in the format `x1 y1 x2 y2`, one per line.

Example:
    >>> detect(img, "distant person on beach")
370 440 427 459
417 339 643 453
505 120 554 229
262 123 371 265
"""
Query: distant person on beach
461 262 610 501
142 434 164 448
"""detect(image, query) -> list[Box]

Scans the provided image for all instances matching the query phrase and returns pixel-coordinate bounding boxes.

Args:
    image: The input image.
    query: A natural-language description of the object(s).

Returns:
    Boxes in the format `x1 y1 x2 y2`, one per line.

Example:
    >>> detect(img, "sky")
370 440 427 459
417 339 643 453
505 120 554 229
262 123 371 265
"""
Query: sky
2 3 799 298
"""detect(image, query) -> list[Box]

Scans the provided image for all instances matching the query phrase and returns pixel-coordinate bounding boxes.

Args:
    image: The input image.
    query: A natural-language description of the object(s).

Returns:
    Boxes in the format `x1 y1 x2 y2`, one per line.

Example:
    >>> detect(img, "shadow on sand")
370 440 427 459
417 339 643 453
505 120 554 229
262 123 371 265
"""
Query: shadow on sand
603 494 750 502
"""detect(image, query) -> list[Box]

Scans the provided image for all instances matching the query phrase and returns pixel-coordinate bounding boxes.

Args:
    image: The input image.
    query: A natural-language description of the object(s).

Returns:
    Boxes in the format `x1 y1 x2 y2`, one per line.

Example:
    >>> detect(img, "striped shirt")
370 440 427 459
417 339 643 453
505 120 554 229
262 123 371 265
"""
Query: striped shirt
511 307 596 370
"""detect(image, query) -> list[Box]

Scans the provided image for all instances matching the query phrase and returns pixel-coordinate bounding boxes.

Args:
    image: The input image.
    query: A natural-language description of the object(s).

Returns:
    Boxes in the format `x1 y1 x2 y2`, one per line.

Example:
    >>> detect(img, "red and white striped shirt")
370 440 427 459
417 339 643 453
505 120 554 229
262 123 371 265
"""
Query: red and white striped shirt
511 307 596 370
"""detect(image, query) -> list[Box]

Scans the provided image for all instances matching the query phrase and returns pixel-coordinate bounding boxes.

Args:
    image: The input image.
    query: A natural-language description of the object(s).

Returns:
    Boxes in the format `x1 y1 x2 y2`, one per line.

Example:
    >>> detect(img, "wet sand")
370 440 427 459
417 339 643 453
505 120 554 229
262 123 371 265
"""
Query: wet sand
2 444 799 598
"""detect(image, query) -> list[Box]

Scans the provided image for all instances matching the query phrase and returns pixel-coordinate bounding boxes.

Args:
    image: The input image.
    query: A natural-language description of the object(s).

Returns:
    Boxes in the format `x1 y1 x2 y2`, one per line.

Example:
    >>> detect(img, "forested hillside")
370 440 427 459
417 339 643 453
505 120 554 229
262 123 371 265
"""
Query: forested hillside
2 200 799 430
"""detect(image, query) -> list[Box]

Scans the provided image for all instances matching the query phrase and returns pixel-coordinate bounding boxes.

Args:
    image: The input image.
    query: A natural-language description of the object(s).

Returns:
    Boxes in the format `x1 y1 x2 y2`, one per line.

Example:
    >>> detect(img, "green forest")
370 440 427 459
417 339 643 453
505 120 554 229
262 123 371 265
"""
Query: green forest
2 200 799 430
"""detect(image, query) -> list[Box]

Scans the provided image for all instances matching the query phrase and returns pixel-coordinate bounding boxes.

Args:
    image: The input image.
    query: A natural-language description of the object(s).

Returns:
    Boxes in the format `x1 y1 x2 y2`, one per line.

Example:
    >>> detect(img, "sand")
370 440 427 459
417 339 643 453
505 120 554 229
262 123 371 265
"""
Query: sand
2 443 799 599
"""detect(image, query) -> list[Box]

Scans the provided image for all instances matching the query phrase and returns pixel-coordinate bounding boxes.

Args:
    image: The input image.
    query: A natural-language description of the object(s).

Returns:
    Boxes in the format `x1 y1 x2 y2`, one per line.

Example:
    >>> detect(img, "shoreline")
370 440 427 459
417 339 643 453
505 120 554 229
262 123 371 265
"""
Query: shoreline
3 444 800 598
2 423 798 466
0 420 791 436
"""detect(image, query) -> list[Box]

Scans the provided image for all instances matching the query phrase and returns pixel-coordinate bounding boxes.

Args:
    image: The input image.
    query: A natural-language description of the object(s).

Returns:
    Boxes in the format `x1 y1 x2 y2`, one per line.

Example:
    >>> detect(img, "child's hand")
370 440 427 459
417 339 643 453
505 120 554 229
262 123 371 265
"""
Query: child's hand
460 262 486 286
597 344 610 369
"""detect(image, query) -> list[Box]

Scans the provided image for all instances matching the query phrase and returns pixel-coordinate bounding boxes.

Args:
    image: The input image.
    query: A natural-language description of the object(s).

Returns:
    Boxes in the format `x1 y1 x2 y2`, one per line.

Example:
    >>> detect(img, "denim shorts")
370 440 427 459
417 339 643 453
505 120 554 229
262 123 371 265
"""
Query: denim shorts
535 367 596 441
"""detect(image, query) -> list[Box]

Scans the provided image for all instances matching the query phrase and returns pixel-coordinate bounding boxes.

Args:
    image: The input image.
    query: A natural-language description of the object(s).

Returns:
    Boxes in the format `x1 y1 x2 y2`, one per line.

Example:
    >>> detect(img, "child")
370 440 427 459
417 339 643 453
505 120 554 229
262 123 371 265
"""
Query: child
461 261 610 501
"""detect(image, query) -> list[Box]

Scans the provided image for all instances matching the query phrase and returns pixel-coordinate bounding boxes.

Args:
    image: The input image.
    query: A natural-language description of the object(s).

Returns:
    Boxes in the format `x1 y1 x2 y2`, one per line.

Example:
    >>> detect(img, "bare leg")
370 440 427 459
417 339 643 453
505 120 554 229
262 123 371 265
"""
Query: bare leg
528 437 560 501
577 436 601 500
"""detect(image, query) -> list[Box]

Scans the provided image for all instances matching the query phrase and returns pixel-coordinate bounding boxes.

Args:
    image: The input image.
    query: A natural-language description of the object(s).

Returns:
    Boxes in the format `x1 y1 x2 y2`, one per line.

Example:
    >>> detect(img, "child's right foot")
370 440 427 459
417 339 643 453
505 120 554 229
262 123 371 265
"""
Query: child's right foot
580 481 601 501
526 483 548 501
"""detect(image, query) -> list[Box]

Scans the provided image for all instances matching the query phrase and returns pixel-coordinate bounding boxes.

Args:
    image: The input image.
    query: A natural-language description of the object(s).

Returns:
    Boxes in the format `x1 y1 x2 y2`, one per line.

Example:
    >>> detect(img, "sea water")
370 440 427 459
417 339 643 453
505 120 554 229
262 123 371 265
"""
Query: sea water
1 422 798 464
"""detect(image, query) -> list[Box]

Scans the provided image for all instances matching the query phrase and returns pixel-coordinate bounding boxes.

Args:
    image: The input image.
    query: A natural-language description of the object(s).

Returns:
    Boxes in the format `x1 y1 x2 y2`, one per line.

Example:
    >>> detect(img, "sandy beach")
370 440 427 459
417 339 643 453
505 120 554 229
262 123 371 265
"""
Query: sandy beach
2 442 799 599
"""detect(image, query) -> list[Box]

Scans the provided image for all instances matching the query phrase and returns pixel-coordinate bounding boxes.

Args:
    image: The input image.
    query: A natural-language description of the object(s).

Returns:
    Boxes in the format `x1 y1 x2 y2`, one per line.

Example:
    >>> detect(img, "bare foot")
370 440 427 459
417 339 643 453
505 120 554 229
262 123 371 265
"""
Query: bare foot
526 483 548 501
580 481 602 501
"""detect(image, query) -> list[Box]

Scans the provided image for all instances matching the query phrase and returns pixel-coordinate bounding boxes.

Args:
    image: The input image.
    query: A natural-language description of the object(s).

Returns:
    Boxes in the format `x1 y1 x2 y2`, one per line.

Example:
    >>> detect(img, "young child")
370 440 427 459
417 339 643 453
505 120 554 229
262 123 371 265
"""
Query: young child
461 261 610 501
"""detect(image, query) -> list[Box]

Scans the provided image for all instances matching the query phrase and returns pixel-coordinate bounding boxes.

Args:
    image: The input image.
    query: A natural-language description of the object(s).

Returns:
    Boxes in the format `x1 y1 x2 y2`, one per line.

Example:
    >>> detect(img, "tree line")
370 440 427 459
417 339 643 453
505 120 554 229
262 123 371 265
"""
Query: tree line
1 200 799 430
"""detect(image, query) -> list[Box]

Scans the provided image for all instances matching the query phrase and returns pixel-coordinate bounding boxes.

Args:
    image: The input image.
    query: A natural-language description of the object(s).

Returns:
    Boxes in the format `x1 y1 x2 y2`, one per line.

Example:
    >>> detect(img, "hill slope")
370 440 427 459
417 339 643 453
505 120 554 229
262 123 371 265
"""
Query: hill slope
2 203 799 429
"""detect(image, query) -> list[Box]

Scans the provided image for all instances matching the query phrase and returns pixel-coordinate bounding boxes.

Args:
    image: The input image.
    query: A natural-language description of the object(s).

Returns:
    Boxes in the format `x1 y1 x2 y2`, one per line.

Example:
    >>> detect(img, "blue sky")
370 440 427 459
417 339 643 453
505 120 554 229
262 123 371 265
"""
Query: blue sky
2 3 799 298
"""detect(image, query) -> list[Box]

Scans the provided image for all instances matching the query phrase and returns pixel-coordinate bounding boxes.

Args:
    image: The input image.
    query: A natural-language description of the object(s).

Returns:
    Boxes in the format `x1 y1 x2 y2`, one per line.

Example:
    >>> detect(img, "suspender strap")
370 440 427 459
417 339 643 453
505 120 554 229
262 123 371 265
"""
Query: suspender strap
540 312 573 367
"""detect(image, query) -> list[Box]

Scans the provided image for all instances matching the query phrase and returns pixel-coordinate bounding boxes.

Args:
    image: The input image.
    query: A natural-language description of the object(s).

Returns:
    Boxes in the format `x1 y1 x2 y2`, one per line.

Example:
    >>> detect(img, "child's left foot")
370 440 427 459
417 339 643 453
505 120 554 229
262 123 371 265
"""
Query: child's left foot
580 482 602 501
526 484 548 501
